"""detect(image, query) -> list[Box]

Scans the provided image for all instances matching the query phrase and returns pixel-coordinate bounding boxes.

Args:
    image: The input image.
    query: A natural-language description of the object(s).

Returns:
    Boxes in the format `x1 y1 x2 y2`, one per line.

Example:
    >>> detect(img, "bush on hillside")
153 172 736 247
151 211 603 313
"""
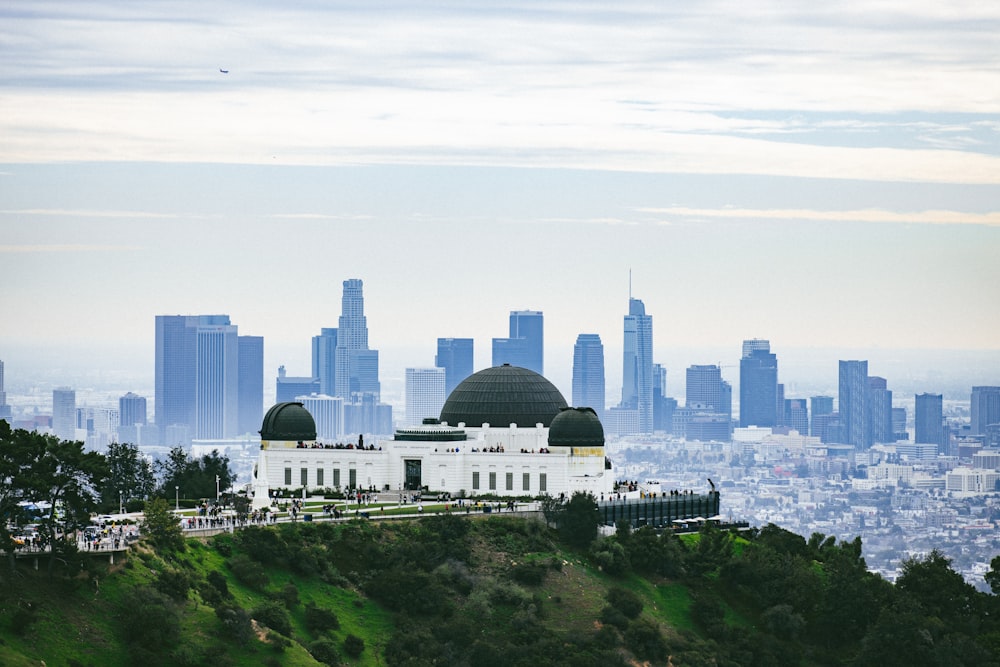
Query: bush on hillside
344 633 365 658
304 602 340 634
252 599 292 637
606 586 643 619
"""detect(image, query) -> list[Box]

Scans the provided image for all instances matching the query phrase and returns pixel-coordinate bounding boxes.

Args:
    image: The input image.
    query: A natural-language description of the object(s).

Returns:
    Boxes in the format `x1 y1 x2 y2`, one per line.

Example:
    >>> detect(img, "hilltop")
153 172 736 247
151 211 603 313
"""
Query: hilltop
2 502 999 666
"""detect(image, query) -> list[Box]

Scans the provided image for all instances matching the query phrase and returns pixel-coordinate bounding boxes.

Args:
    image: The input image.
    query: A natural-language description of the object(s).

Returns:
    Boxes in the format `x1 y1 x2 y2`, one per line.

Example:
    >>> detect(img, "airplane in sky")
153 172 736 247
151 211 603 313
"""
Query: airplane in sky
219 68 229 74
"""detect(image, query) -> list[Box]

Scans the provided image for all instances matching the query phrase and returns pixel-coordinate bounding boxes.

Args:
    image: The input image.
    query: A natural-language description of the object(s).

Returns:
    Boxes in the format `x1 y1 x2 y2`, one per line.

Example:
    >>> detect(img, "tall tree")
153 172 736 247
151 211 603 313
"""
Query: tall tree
100 442 155 512
157 447 234 501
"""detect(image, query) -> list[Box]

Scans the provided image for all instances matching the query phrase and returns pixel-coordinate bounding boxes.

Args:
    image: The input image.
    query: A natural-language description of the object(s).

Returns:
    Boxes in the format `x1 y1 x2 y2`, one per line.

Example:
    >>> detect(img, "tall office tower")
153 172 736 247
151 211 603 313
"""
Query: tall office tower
572 334 605 422
311 328 338 396
299 394 344 440
686 365 726 412
155 314 231 444
194 323 240 439
652 363 673 432
621 298 654 433
867 376 893 445
892 407 908 441
0 359 9 420
915 392 945 451
839 360 869 448
810 396 834 436
775 383 785 427
237 335 264 435
405 368 447 427
334 279 381 400
784 398 809 434
971 386 1000 436
119 392 147 428
740 341 778 427
492 310 544 374
52 387 76 441
436 338 474 397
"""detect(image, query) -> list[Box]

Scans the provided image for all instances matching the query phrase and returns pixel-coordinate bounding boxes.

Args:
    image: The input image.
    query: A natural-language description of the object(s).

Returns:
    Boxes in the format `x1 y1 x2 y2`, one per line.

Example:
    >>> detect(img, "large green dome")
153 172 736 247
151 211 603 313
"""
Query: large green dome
439 364 568 428
260 402 317 441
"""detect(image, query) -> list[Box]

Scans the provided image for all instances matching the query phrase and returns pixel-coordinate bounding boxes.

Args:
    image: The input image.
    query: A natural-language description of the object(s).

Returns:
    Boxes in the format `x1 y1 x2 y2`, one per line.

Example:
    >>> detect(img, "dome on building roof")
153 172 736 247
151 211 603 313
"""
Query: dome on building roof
439 364 568 428
548 407 605 447
260 402 317 441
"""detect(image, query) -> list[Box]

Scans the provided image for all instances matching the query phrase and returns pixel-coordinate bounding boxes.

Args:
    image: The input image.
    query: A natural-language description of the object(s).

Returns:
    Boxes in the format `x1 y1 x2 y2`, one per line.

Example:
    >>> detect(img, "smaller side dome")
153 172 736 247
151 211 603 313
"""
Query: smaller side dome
548 407 605 448
260 402 317 441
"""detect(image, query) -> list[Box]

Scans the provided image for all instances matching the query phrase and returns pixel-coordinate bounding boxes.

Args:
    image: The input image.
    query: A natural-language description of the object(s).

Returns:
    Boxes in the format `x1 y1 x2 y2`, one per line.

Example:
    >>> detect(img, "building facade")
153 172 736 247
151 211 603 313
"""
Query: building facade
740 341 777 428
52 386 76 441
621 298 653 433
971 386 1000 436
405 368 447 427
435 338 474 397
492 310 543 375
572 334 605 424
839 360 869 448
915 392 945 452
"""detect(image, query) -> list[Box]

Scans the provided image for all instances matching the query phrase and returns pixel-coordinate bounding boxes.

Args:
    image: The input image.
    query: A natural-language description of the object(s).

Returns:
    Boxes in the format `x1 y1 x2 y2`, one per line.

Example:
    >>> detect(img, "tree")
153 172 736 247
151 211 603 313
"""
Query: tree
986 555 1000 595
13 430 107 571
142 497 186 552
100 441 155 512
157 447 234 501
545 492 599 549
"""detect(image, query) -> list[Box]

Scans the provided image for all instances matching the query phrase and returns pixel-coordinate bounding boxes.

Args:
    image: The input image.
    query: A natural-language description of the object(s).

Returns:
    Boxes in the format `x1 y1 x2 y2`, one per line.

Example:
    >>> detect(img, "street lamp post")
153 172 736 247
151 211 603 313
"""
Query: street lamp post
119 490 123 515
175 485 179 511
216 475 220 504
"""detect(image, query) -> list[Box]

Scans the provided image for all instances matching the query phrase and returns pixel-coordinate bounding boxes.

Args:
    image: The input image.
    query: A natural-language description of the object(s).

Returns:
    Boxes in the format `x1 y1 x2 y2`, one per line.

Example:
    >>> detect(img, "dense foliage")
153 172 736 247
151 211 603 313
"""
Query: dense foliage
2 469 1000 666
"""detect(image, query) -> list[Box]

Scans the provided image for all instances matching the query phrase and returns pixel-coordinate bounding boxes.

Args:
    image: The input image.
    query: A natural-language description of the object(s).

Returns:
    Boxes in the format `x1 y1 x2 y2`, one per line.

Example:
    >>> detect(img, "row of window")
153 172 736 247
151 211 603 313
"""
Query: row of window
284 467 356 488
471 471 547 492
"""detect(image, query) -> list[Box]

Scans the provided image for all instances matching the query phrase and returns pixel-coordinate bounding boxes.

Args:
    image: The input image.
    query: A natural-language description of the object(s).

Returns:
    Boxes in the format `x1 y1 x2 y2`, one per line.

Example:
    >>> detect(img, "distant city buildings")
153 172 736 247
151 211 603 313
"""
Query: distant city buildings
970 386 1000 436
572 334 605 424
154 314 263 444
311 328 338 396
492 310 544 375
620 297 653 433
335 279 381 400
915 392 946 452
405 368 446 427
276 366 320 403
52 386 76 441
436 338 474 397
740 340 778 428
868 376 894 445
839 360 870 449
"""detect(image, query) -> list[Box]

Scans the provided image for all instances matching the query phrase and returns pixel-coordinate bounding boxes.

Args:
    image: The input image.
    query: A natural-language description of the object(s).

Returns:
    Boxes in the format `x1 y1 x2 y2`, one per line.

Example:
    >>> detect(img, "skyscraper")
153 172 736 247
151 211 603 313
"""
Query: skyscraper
194 323 239 439
492 310 543 375
971 386 1000 436
119 392 147 428
334 279 381 400
867 376 893 445
783 398 809 434
686 365 727 414
238 335 264 435
311 328 338 396
52 387 76 441
405 368 447 426
915 392 945 452
572 334 605 423
621 298 653 433
298 394 344 440
810 395 834 437
839 360 869 448
436 338 474 397
155 314 261 443
740 341 778 428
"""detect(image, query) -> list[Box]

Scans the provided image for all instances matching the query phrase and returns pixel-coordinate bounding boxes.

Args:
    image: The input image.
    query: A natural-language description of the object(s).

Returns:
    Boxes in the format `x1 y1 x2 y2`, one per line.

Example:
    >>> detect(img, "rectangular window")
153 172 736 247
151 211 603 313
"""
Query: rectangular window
300 468 308 487
349 468 357 489
489 472 497 490
539 473 547 493
333 468 341 488
472 471 480 490
316 468 324 487
284 468 292 486
505 472 513 491
522 473 530 491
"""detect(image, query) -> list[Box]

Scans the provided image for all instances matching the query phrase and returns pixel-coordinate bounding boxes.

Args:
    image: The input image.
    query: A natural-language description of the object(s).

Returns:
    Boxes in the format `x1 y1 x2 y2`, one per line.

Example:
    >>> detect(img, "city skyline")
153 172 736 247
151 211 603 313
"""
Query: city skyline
2 2 999 407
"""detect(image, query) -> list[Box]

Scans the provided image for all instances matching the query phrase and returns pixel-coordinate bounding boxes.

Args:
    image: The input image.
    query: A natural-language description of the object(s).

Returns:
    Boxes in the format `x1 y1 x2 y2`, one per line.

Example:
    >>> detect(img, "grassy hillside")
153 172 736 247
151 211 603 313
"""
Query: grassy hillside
2 510 998 667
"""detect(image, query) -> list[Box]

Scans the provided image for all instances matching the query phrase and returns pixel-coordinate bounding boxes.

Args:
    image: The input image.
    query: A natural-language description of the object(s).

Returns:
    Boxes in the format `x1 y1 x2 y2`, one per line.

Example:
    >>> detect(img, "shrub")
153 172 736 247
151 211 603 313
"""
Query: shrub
207 570 232 599
227 553 269 590
304 602 340 634
510 561 547 586
252 599 292 637
215 604 254 645
154 568 193 602
606 586 643 619
624 617 668 662
343 634 365 658
600 605 630 631
279 581 300 608
309 638 340 665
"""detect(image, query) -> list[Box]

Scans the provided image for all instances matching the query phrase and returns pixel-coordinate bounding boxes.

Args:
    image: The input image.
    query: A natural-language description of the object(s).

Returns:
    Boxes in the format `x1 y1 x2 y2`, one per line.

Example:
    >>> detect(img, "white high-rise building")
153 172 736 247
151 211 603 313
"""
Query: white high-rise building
405 368 446 427
298 394 344 440
52 387 76 441
195 324 239 439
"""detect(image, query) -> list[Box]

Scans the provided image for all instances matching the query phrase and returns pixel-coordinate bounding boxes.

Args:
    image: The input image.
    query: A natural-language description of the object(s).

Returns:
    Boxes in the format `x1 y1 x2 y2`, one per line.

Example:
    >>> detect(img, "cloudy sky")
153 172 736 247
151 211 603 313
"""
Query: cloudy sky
2 1 998 401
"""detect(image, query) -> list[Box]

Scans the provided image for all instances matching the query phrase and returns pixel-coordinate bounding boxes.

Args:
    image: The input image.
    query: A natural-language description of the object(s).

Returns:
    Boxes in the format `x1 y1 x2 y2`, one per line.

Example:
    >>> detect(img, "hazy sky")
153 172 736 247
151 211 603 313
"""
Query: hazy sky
2 1 998 402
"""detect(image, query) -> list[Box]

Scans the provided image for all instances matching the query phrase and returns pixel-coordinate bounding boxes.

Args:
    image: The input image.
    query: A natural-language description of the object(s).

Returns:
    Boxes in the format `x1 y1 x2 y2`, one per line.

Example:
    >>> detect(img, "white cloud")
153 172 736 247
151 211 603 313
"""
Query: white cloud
638 206 1000 227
